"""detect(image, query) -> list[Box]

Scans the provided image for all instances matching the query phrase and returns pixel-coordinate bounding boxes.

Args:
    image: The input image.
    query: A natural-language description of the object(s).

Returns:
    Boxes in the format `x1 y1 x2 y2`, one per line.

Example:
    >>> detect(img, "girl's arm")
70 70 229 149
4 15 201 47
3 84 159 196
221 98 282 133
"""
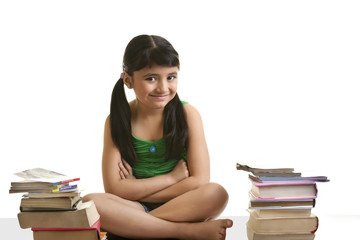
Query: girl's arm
102 116 188 201
139 103 211 202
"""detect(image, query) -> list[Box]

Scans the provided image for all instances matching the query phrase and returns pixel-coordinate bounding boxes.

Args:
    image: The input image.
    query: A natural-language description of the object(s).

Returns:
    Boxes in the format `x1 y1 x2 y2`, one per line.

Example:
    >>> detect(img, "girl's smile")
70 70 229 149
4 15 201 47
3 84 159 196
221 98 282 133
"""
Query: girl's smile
127 64 179 109
149 94 169 100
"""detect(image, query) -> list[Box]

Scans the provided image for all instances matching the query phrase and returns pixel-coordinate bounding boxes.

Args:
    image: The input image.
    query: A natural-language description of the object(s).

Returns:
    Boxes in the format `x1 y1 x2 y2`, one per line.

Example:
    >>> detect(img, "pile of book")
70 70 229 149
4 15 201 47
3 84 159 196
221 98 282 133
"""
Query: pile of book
9 168 107 240
237 163 329 240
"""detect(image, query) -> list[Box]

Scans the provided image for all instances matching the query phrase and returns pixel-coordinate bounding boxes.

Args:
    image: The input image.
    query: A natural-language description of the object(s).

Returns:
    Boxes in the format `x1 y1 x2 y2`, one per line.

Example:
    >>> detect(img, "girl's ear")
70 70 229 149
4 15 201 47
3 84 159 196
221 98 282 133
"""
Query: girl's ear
123 72 133 89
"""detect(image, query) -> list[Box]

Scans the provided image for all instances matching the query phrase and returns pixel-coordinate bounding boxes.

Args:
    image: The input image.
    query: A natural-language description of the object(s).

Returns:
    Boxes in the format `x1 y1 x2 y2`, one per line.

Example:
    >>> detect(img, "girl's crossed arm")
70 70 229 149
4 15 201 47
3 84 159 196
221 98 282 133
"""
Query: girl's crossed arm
102 104 209 202
102 116 188 201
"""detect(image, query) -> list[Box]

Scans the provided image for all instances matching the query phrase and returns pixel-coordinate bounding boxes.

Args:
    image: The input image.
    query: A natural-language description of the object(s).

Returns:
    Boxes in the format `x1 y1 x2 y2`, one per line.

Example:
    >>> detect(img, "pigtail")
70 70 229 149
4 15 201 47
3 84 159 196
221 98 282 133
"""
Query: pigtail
164 93 188 161
110 76 137 167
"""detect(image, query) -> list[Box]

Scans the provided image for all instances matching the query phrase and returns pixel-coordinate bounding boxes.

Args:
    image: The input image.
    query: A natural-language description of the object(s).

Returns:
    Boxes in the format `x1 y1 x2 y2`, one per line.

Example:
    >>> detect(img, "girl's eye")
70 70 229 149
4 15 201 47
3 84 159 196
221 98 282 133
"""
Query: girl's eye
145 77 156 81
168 75 176 81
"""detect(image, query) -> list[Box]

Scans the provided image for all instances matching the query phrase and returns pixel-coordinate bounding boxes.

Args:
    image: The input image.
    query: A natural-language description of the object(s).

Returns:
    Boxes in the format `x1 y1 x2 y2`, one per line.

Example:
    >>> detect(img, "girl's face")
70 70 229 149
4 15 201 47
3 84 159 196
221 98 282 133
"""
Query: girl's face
129 64 179 110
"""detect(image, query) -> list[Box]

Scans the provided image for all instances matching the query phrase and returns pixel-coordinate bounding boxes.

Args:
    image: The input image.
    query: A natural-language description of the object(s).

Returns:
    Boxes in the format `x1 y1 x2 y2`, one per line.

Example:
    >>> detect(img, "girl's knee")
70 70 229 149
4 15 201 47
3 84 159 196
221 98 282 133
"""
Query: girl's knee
82 193 97 203
83 193 109 204
202 183 229 206
196 183 229 220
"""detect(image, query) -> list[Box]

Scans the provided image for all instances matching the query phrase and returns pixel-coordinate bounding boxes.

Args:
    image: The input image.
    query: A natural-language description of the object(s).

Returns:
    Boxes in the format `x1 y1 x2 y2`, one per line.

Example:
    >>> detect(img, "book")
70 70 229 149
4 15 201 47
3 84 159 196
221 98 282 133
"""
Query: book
24 191 80 199
247 211 319 234
10 182 65 193
20 195 81 211
248 207 312 218
249 197 316 208
14 168 79 183
249 174 329 182
18 200 99 229
250 179 318 200
32 218 100 240
236 163 296 174
238 163 328 239
247 224 315 240
52 184 78 193
10 183 78 193
254 172 302 177
10 168 80 194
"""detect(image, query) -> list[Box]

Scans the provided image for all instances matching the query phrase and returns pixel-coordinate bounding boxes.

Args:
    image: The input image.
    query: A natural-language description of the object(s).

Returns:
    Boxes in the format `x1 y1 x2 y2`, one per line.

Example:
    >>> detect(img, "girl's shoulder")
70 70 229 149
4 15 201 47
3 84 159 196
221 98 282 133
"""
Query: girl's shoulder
182 101 203 123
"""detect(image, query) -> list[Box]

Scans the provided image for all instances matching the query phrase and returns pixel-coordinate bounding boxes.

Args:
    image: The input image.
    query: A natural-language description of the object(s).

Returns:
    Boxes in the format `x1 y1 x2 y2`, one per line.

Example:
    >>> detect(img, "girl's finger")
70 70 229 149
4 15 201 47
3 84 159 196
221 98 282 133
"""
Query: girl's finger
122 160 132 175
119 161 129 177
119 170 125 179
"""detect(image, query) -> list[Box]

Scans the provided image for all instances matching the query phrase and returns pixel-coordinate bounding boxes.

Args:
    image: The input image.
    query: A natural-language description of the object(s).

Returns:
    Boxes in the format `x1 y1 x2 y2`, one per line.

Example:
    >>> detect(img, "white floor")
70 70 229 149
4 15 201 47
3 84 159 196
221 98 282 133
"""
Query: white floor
1 215 359 239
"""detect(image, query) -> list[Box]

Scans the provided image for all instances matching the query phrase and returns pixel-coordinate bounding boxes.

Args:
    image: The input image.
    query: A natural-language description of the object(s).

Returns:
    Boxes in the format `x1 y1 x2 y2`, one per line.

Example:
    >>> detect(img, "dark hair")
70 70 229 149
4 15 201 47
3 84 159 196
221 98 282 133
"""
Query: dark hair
110 35 188 167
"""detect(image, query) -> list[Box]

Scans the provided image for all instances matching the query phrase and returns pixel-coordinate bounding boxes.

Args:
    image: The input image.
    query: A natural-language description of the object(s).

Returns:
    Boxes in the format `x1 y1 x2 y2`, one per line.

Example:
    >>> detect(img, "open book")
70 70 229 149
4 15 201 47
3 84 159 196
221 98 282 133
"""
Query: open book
10 168 80 193
236 163 299 176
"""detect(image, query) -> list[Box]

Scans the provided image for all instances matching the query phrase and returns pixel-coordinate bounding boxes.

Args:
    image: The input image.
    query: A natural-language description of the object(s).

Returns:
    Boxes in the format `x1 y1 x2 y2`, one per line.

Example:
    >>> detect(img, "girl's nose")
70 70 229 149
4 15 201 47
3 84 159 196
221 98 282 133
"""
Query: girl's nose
156 79 167 92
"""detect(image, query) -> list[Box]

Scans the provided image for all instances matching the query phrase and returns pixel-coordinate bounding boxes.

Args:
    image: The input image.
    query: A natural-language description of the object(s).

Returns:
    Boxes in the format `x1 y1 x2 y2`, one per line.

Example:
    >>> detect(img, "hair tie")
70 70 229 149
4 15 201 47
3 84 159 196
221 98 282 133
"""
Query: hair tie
123 64 128 72
120 73 124 79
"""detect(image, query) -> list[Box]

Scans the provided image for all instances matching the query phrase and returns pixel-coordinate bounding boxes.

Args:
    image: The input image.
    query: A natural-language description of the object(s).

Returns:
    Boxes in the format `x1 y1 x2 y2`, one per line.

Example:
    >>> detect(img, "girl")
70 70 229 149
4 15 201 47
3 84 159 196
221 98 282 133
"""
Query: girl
83 35 233 240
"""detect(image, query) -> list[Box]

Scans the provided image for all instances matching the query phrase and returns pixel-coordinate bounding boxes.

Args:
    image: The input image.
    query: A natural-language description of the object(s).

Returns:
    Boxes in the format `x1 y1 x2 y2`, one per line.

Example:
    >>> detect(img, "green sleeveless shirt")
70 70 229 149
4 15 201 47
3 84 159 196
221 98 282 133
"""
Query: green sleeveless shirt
132 101 188 179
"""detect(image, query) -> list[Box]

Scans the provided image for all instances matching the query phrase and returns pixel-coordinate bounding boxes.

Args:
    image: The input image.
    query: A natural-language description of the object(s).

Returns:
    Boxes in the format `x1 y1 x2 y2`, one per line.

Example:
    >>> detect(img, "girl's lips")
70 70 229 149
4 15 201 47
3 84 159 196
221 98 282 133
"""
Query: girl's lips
150 94 168 100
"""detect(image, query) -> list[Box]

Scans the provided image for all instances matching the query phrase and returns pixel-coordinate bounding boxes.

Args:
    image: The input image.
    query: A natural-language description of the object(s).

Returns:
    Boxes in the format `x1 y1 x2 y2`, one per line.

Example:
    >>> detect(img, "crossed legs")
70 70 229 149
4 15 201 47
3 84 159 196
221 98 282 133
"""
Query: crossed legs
83 183 233 239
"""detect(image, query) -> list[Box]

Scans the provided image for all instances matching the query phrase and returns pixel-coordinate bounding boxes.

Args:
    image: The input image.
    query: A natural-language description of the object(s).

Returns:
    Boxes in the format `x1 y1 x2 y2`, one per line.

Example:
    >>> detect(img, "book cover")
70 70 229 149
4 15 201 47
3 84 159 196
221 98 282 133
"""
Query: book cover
247 223 315 240
249 174 329 182
250 180 318 200
20 195 81 211
18 201 99 229
248 207 312 218
12 168 80 185
247 212 319 234
249 196 316 208
24 191 81 199
237 163 295 174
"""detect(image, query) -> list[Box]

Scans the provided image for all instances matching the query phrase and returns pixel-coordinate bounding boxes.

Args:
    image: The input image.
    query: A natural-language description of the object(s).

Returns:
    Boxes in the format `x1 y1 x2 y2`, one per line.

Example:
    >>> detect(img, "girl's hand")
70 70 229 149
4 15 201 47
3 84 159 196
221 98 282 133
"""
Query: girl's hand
119 159 136 180
169 159 189 183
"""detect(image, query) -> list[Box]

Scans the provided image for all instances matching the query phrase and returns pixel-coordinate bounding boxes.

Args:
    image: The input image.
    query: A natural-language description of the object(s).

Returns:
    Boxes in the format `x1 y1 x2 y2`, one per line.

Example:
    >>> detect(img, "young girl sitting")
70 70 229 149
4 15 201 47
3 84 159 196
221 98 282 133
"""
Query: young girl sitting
83 34 233 240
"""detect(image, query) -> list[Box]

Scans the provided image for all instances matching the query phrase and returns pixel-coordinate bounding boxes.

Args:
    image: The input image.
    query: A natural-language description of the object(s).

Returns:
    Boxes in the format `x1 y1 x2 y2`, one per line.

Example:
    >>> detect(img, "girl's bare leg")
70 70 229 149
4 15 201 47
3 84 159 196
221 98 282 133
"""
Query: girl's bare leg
150 182 229 222
83 191 232 240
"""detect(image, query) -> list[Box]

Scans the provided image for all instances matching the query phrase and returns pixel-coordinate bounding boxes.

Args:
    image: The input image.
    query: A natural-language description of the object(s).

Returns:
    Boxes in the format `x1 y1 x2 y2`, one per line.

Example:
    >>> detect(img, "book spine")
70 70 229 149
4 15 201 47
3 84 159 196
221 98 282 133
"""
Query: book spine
52 178 80 186
32 219 100 232
52 184 77 193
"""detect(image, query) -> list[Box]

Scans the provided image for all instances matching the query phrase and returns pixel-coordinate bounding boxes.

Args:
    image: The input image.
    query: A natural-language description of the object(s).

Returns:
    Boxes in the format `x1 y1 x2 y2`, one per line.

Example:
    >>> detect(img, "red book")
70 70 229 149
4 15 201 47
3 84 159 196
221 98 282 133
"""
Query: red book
32 219 100 240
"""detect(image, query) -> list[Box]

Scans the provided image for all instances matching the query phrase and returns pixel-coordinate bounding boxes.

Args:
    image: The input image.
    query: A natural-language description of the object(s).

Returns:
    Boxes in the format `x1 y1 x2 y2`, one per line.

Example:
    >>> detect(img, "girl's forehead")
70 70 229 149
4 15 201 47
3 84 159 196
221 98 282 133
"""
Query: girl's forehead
136 65 179 75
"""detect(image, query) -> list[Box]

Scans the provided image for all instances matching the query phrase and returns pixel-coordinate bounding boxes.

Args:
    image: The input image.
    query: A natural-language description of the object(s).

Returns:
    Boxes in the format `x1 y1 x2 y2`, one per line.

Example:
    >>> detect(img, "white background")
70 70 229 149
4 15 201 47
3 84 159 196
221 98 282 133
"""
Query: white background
1 0 359 219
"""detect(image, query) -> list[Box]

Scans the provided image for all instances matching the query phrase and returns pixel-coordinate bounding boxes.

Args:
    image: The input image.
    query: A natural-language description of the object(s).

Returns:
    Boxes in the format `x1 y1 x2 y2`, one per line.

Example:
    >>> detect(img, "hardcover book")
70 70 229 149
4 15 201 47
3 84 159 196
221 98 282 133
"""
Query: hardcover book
250 179 318 200
32 218 100 240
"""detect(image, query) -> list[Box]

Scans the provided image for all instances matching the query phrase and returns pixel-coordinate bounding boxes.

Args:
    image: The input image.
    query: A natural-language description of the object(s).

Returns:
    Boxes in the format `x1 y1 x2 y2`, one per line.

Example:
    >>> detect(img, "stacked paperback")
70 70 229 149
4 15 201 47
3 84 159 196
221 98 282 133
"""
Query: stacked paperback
237 163 329 240
9 168 107 240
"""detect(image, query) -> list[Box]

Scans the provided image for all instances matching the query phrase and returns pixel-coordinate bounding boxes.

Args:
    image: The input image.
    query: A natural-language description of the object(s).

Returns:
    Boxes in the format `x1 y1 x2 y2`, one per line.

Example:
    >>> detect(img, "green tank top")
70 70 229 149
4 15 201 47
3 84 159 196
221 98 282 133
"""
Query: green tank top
132 101 188 179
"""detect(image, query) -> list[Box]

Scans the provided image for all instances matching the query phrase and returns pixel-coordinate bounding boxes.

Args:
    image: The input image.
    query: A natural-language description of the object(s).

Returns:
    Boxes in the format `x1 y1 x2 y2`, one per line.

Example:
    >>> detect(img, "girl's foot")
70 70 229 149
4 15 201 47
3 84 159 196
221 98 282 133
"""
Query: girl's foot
180 219 233 240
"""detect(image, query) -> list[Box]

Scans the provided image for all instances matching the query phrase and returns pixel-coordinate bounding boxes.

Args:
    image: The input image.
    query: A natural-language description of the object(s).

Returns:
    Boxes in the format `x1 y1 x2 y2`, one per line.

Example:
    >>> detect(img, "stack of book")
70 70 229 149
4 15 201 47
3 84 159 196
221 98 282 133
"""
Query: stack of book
9 168 106 240
237 163 329 240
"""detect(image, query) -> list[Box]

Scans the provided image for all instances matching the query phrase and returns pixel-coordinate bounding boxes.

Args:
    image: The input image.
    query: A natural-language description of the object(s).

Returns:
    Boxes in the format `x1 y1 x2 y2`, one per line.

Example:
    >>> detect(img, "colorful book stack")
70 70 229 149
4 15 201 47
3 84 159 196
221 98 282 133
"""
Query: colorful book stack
9 168 107 240
237 163 329 240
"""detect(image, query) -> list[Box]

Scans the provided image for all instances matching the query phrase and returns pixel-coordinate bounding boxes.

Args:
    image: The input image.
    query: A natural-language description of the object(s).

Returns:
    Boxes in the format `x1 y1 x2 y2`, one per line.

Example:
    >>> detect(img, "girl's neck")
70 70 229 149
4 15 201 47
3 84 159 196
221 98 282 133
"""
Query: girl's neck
130 99 165 141
130 99 164 121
